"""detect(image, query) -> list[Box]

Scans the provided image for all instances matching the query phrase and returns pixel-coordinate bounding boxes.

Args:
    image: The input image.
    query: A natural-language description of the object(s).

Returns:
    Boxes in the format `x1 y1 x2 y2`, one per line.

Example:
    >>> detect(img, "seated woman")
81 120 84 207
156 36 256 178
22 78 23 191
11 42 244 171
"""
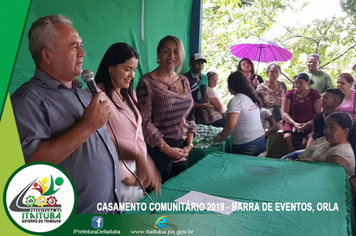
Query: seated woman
136 36 196 183
214 71 266 156
281 73 321 153
237 58 263 89
93 43 161 202
256 63 287 127
281 88 345 160
337 73 355 120
206 71 226 127
297 112 355 177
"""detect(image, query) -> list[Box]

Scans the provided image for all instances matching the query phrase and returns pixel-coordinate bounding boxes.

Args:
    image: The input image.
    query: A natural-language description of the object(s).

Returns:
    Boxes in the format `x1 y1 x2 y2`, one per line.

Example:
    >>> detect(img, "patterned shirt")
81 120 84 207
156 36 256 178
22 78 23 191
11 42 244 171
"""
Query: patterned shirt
11 69 121 214
136 73 196 147
256 81 286 123
256 81 286 107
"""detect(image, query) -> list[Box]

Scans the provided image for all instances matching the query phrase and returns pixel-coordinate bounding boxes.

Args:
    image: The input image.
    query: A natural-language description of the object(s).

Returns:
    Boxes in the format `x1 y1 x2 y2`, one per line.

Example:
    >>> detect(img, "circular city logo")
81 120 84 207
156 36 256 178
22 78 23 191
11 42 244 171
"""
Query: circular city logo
3 162 76 234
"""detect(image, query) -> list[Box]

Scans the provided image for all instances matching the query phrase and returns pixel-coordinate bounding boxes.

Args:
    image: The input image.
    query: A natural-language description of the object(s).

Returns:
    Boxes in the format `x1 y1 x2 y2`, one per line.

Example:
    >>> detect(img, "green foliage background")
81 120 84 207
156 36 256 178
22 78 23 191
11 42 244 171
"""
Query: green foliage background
202 0 356 103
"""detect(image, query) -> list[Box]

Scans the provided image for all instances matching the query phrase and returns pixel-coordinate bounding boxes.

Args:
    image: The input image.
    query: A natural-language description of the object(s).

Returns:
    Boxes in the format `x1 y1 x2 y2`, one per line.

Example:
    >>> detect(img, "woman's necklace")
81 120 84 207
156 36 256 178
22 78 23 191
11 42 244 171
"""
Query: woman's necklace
296 89 309 103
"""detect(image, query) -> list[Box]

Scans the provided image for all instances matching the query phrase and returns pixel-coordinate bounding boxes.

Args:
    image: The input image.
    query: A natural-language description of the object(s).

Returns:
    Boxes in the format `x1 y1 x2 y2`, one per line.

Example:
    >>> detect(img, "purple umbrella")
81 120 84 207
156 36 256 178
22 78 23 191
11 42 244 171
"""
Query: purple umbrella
230 38 292 63
230 38 293 76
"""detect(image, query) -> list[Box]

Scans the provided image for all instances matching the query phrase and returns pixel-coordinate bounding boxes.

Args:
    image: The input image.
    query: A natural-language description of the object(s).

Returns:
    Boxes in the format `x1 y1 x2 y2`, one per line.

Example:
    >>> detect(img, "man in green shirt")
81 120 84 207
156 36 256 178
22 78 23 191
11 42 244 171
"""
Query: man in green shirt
304 53 334 94
185 53 212 124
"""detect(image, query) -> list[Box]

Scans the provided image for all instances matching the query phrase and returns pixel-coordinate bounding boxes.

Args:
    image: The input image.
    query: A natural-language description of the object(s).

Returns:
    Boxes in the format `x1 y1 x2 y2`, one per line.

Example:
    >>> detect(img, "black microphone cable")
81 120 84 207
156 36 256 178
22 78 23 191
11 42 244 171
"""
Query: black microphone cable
81 69 156 212
106 120 155 205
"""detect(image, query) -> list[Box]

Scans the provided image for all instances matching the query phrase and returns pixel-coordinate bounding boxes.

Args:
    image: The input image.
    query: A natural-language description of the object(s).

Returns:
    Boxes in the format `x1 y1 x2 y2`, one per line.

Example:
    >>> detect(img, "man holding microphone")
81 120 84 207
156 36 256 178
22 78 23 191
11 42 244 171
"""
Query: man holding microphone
11 14 121 214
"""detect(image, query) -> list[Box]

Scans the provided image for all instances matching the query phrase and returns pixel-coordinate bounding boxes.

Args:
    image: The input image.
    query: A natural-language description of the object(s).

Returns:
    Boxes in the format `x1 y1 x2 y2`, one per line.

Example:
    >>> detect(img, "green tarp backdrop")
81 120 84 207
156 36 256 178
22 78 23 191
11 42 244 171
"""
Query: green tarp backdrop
9 0 194 95
1 1 195 235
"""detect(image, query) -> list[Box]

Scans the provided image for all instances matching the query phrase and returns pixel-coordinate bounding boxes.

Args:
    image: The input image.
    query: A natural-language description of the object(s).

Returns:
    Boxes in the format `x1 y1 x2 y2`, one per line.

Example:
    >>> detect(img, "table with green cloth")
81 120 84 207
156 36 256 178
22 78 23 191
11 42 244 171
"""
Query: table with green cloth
187 124 227 167
136 152 354 236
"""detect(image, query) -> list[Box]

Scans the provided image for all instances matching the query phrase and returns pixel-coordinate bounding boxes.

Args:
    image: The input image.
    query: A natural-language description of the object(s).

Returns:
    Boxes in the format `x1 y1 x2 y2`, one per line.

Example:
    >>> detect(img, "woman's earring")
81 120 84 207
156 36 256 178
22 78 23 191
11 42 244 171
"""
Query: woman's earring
157 59 160 64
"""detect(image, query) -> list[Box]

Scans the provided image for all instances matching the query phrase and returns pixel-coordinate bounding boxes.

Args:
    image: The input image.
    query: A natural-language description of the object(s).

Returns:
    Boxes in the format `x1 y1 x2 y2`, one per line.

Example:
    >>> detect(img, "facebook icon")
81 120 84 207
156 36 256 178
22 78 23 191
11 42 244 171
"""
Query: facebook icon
91 216 104 229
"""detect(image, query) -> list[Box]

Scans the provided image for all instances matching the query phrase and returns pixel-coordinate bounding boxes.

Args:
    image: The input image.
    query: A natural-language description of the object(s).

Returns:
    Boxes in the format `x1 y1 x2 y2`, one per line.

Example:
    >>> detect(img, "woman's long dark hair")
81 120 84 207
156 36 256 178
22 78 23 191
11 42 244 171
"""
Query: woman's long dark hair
237 58 255 75
327 112 356 153
95 42 139 119
228 71 262 107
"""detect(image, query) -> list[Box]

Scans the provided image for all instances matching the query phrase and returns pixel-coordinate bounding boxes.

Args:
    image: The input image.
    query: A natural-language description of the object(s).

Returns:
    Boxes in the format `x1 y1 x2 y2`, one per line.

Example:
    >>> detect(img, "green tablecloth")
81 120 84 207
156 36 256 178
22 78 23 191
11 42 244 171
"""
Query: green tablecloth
137 152 354 236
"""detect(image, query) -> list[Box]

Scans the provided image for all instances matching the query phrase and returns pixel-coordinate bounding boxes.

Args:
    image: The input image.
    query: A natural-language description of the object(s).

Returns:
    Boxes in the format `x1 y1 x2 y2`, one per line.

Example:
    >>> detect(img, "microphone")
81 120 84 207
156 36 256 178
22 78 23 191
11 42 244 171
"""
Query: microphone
81 71 155 204
81 69 98 97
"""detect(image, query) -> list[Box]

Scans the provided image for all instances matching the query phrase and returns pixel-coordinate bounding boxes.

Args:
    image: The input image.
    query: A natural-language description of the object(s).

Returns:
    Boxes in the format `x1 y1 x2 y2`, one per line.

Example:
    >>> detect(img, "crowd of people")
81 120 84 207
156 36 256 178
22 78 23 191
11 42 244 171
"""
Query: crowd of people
10 14 356 213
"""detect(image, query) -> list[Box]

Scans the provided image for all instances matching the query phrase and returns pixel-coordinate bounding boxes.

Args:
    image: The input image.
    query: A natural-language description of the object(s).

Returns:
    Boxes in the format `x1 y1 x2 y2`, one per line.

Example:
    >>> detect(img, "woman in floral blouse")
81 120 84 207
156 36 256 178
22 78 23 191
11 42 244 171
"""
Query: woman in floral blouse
256 63 287 128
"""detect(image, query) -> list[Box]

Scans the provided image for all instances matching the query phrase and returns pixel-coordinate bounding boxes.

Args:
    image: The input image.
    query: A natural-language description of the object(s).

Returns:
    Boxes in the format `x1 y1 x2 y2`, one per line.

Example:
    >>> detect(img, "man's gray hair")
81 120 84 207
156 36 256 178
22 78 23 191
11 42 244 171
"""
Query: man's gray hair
28 14 72 67
307 53 320 61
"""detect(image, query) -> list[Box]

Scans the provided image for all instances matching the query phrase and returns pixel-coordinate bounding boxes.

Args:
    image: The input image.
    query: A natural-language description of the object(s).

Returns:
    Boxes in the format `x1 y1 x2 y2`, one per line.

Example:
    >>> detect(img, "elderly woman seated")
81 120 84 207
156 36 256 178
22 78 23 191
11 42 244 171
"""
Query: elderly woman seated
256 63 287 128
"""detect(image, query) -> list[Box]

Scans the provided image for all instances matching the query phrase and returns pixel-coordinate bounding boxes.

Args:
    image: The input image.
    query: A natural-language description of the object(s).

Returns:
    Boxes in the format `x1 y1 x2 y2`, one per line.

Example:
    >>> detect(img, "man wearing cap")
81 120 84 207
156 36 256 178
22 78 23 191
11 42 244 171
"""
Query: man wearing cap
184 53 213 124
304 53 334 94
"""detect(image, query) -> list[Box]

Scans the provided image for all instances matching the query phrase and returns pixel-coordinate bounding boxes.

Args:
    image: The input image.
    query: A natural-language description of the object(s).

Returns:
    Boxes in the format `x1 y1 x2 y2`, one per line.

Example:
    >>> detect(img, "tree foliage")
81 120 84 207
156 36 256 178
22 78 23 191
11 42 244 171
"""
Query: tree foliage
340 0 356 16
275 13 356 87
203 0 255 7
202 0 356 103
202 0 294 102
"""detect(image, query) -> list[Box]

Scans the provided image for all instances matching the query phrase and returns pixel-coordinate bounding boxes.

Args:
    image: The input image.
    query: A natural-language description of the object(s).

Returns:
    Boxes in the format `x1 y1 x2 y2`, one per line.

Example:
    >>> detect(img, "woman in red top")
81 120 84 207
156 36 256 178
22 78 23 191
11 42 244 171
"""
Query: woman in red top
281 73 321 153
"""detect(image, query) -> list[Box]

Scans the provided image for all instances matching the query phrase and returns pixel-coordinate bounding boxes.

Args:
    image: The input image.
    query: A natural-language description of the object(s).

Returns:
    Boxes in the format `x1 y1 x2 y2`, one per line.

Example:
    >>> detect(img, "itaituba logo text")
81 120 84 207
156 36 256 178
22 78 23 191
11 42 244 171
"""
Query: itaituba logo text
5 163 75 234
9 175 64 223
